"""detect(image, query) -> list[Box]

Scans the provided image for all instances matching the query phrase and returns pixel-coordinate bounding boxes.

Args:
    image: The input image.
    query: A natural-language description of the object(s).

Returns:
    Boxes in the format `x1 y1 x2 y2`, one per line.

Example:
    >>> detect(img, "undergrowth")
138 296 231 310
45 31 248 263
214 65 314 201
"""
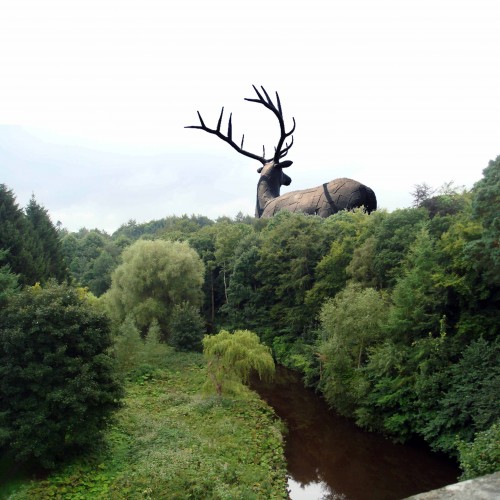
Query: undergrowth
5 342 287 499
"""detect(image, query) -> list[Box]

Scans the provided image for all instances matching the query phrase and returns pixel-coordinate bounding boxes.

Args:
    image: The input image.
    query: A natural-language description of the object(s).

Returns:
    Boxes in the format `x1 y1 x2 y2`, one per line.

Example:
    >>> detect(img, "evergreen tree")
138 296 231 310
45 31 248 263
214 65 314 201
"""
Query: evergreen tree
0 249 19 307
0 282 124 468
0 184 35 284
25 194 67 283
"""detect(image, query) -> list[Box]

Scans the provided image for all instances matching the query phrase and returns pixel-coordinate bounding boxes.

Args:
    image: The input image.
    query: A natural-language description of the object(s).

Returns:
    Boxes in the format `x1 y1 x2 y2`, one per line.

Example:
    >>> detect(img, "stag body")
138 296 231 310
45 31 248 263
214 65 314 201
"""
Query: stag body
187 86 377 218
256 161 376 218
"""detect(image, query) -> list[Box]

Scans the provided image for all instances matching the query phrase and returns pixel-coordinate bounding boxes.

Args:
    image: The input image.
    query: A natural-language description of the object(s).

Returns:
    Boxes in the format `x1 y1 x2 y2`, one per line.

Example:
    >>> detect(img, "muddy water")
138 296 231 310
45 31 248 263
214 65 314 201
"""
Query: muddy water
252 366 460 500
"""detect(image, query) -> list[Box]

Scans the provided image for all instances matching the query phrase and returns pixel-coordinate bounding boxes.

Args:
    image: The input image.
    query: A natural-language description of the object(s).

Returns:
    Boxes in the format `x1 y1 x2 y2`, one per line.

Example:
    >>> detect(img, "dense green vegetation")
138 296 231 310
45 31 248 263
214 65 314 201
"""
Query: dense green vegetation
2 337 287 498
0 282 123 469
0 186 67 286
1 155 498 489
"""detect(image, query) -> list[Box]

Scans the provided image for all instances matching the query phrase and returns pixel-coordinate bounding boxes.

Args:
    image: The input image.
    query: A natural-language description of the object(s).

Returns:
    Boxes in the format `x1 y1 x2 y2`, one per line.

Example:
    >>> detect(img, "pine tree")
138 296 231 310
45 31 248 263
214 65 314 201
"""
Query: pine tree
25 194 67 282
0 184 36 284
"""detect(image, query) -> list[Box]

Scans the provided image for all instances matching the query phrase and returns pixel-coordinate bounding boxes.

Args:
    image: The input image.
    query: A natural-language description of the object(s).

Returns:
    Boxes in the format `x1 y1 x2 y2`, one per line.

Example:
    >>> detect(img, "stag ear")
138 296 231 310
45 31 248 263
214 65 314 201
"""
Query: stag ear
257 166 264 173
277 160 293 169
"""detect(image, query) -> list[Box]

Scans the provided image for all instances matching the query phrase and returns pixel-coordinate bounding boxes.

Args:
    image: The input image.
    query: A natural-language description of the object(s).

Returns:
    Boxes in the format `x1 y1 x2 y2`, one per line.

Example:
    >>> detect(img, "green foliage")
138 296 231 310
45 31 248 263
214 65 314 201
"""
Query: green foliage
25 194 68 283
7 342 287 499
386 228 444 343
104 239 204 338
0 281 124 468
113 315 144 375
458 421 500 480
61 229 125 296
203 329 275 396
0 185 37 284
168 301 206 352
317 284 389 417
425 337 500 453
0 249 19 307
255 211 330 335
371 208 428 289
466 155 500 291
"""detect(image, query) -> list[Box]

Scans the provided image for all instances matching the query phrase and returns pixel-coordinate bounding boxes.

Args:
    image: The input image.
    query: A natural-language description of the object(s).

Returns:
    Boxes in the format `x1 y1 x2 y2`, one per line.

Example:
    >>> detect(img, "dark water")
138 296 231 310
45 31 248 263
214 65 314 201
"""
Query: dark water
252 366 460 500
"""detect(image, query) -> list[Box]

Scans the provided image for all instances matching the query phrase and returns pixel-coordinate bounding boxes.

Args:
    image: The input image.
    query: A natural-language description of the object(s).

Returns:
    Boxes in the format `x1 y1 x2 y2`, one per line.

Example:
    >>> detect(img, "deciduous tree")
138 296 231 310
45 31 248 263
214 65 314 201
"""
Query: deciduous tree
105 239 204 338
203 329 275 396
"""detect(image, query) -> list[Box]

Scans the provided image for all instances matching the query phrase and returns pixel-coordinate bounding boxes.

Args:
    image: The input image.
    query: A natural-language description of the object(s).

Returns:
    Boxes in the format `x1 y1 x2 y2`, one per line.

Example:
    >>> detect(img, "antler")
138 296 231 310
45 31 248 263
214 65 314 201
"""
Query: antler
185 85 295 165
244 85 296 163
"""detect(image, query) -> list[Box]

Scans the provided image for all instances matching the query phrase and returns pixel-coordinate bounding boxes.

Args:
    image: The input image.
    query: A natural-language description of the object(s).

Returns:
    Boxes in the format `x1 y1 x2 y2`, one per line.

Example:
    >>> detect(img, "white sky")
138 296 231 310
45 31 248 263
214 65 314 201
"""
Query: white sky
1 0 499 233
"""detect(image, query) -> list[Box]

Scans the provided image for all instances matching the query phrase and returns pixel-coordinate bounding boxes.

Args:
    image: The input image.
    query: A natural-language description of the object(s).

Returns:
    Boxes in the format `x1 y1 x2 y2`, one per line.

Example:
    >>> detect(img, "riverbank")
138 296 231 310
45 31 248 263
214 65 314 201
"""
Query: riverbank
1 348 288 499
252 366 460 500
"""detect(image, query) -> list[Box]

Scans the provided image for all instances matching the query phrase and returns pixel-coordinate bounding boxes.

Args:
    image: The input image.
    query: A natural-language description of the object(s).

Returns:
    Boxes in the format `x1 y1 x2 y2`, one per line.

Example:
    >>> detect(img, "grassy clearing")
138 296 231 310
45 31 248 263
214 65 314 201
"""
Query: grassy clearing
5 346 287 499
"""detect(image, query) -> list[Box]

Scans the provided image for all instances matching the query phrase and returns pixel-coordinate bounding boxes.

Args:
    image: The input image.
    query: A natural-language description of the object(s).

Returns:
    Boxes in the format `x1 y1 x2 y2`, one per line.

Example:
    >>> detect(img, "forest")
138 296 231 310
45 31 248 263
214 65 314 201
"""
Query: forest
0 156 498 495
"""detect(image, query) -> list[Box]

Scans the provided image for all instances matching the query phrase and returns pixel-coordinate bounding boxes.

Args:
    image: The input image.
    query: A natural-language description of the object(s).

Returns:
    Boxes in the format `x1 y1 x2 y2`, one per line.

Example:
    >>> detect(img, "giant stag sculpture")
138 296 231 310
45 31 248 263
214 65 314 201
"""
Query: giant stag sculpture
186 86 377 218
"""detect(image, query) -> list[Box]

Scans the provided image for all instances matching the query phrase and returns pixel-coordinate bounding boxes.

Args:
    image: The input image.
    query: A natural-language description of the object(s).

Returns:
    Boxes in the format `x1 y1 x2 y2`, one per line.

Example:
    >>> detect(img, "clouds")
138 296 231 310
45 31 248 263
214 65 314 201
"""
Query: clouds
1 0 499 232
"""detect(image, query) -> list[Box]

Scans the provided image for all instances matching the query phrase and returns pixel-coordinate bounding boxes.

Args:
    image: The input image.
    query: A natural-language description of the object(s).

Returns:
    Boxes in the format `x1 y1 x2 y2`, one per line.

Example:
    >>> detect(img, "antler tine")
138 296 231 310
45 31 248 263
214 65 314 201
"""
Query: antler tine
227 113 233 141
186 86 295 165
277 136 294 159
275 91 282 116
260 86 274 107
185 105 268 164
216 107 224 132
197 111 205 128
244 85 295 163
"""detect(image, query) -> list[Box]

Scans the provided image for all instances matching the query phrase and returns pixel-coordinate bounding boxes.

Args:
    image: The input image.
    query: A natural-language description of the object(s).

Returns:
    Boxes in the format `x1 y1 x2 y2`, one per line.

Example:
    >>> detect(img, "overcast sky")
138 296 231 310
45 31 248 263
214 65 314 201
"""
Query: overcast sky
1 0 499 233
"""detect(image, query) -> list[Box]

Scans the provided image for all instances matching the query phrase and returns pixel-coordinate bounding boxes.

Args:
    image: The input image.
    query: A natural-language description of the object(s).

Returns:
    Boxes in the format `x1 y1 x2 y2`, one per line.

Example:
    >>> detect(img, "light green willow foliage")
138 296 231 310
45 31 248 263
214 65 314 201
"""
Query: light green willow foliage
203 330 275 396
104 239 204 337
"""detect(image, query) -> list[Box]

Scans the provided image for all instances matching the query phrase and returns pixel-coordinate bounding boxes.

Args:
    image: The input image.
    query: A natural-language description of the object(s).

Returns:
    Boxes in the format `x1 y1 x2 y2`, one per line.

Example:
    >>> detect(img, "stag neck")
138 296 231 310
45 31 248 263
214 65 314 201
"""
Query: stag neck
255 162 283 217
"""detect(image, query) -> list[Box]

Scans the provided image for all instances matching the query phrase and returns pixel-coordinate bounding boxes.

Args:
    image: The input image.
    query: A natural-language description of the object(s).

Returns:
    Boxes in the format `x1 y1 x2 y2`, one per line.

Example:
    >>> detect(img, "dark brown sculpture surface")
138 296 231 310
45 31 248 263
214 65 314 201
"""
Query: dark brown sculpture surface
186 86 377 218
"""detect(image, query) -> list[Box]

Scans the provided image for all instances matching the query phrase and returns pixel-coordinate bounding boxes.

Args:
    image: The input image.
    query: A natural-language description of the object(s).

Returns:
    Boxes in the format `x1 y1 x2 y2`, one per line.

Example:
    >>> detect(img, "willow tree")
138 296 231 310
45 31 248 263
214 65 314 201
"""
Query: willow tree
105 239 204 338
203 330 275 396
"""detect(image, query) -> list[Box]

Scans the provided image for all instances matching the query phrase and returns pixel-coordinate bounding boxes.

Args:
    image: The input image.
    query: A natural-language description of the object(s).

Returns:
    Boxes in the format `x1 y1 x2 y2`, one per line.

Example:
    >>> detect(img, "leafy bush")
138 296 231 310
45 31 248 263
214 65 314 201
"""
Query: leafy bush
458 421 500 480
0 281 124 468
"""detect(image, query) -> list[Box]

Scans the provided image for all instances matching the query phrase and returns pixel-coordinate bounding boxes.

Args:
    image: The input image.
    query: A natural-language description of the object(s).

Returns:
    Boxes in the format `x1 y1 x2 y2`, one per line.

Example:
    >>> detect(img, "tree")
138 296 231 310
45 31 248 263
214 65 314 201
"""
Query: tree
317 283 389 417
256 211 329 336
466 156 500 291
424 337 500 453
222 232 264 331
386 228 444 344
203 330 275 397
0 249 18 307
0 184 36 284
371 208 428 289
411 183 436 207
25 194 67 283
105 239 204 338
0 282 123 468
168 301 205 352
214 221 253 304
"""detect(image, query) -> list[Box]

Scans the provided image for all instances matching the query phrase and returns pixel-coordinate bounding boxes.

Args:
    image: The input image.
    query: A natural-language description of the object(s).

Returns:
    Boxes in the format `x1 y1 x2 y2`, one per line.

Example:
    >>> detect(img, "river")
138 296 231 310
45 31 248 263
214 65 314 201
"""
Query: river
252 366 460 500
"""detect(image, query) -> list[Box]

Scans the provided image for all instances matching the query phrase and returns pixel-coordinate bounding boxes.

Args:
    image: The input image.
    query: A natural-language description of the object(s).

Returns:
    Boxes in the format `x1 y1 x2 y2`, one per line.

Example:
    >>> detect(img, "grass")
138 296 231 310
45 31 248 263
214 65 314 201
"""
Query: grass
3 343 288 499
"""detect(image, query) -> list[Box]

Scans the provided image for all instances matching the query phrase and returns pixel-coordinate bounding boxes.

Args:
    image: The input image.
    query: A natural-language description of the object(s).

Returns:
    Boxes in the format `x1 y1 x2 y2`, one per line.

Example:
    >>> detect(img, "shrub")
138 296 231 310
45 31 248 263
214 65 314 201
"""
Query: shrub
458 421 500 480
0 282 124 468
